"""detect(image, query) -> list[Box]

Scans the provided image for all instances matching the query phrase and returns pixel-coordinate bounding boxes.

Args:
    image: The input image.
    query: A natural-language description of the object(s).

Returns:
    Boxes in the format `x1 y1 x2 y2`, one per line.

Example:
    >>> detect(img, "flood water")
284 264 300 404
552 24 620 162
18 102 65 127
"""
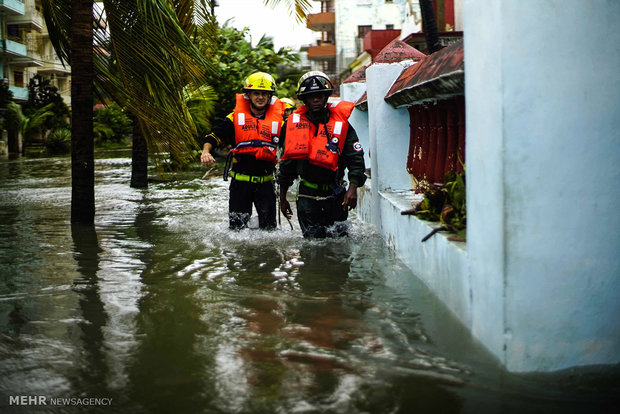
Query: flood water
0 150 618 413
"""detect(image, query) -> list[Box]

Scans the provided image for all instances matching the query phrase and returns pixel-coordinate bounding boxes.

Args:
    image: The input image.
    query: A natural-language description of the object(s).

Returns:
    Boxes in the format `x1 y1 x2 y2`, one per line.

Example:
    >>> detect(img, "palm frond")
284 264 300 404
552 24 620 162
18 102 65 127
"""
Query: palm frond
264 0 312 23
40 0 216 171
40 0 71 65
96 0 214 170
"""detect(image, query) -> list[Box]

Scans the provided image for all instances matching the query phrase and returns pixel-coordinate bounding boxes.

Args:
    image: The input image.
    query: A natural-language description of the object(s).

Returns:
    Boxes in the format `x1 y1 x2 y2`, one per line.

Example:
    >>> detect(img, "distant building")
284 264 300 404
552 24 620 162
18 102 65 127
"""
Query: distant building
1 0 71 105
305 0 410 84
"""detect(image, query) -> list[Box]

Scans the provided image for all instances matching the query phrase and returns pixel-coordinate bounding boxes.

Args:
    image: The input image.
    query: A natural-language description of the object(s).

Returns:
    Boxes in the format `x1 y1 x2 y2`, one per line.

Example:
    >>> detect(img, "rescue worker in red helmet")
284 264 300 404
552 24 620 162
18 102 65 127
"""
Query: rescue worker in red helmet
201 72 285 230
277 71 367 238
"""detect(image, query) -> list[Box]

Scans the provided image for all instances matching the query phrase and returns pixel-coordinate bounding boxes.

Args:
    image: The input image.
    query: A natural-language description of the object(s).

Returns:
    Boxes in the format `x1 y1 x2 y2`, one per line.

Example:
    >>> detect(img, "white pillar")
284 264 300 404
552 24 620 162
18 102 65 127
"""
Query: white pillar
366 61 413 225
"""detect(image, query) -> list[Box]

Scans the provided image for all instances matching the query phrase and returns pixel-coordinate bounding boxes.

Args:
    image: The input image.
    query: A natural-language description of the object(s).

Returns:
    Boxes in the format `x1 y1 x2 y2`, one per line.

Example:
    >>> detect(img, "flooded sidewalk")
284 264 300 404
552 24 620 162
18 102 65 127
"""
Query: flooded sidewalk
0 151 617 413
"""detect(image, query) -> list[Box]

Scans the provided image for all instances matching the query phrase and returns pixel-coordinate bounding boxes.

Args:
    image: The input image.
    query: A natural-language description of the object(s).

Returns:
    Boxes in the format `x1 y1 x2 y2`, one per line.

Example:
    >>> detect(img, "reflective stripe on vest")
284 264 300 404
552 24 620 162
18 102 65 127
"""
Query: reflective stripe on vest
281 101 355 171
232 94 284 164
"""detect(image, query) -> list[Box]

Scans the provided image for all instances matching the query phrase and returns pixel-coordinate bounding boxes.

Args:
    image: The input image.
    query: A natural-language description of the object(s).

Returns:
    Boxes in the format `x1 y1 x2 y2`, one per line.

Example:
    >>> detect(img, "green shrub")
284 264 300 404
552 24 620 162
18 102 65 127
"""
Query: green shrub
93 103 132 144
46 128 71 154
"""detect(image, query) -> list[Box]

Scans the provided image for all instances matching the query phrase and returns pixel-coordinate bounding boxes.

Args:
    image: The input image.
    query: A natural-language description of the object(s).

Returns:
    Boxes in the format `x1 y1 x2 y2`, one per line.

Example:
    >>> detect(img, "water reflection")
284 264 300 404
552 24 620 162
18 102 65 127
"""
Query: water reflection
71 224 109 395
0 152 618 413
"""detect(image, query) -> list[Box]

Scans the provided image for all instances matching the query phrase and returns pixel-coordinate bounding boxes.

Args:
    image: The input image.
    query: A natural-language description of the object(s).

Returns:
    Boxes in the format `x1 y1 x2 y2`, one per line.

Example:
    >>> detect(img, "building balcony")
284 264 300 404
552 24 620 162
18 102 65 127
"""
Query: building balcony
37 55 71 74
1 38 43 67
9 85 28 101
1 38 28 57
307 43 336 60
0 0 25 15
306 12 334 32
7 5 44 31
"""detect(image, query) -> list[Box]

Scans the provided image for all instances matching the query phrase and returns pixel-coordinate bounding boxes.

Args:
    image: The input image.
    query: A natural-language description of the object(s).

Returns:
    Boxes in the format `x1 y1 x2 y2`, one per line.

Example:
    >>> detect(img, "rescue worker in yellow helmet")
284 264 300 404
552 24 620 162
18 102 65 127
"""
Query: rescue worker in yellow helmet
201 71 286 230
277 71 367 238
280 98 296 121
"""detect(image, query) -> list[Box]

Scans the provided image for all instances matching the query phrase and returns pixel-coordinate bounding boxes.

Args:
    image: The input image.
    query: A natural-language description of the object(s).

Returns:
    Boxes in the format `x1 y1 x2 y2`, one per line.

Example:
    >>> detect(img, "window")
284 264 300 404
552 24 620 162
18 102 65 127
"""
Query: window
7 25 19 38
386 24 394 30
358 25 372 39
14 71 24 87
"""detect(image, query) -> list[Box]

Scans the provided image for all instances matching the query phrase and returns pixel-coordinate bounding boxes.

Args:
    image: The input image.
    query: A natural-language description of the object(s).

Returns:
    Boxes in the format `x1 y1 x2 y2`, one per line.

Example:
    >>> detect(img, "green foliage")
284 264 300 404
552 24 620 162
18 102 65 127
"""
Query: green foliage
25 74 69 131
93 103 133 144
197 22 302 120
46 128 71 154
5 102 24 134
414 171 467 237
184 84 216 141
0 80 13 108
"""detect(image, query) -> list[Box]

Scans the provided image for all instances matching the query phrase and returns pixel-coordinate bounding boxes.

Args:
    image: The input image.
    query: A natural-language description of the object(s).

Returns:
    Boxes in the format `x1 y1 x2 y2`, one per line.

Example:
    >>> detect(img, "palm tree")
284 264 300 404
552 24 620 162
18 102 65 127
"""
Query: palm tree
94 1 213 186
70 0 95 223
6 102 56 156
41 0 211 221
39 0 307 223
419 0 441 54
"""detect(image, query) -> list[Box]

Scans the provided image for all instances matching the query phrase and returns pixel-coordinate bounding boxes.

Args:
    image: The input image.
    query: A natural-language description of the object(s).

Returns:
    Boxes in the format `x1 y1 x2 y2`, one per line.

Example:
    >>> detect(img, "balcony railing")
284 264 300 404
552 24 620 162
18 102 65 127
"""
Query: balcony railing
307 43 336 60
38 54 71 73
306 12 335 32
0 0 25 15
8 5 44 31
9 85 28 101
1 38 28 57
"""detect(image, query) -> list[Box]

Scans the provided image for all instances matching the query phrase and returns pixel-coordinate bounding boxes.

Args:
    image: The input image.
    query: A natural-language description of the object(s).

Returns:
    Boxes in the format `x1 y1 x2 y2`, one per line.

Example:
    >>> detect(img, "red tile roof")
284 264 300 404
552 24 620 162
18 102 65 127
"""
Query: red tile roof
385 40 464 107
343 65 368 84
374 39 426 64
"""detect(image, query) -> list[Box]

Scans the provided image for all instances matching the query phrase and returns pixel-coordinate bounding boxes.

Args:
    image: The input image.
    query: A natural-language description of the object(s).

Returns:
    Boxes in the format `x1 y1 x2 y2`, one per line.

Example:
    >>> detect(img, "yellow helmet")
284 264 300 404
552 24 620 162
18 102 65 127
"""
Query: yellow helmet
243 72 276 92
281 98 296 110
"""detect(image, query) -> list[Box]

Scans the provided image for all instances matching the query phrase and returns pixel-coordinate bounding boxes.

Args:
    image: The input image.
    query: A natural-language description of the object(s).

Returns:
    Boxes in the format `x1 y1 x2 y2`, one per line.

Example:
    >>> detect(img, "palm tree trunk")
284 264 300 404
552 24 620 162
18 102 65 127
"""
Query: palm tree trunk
420 0 441 54
71 0 95 224
130 118 148 188
7 130 20 157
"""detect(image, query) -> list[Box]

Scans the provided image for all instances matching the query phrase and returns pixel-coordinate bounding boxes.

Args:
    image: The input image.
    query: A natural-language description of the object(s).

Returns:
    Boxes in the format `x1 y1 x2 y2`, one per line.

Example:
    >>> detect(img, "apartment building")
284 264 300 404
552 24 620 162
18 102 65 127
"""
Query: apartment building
306 0 409 81
1 0 70 105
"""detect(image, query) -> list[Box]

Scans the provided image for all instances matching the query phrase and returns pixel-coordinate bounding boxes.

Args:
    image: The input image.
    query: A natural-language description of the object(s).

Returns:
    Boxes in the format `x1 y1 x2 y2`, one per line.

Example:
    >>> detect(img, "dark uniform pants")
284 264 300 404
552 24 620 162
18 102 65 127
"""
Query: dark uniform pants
296 184 349 238
229 179 276 230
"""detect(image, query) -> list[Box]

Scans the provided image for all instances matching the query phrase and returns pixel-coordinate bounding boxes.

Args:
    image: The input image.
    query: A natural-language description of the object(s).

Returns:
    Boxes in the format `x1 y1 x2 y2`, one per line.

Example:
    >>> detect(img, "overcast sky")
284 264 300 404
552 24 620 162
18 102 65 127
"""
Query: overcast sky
214 0 320 50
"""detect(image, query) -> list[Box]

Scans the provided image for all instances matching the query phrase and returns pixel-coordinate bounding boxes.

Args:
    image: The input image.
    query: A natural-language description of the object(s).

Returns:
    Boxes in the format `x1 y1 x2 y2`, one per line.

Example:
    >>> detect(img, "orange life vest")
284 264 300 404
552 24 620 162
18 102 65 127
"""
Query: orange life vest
281 101 355 171
232 94 284 164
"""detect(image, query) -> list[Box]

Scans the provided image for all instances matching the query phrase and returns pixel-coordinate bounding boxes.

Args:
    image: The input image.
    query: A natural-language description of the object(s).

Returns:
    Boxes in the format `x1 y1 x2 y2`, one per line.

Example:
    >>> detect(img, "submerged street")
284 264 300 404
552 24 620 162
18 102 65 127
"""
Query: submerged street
0 150 617 413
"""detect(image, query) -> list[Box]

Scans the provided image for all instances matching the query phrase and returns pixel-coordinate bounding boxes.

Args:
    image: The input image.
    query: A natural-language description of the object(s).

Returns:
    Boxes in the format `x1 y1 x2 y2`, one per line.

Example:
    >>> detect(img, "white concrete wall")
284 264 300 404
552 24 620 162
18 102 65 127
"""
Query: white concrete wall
462 0 506 368
465 0 620 372
365 61 414 226
366 62 413 193
340 81 370 168
358 57 473 337
354 0 620 374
